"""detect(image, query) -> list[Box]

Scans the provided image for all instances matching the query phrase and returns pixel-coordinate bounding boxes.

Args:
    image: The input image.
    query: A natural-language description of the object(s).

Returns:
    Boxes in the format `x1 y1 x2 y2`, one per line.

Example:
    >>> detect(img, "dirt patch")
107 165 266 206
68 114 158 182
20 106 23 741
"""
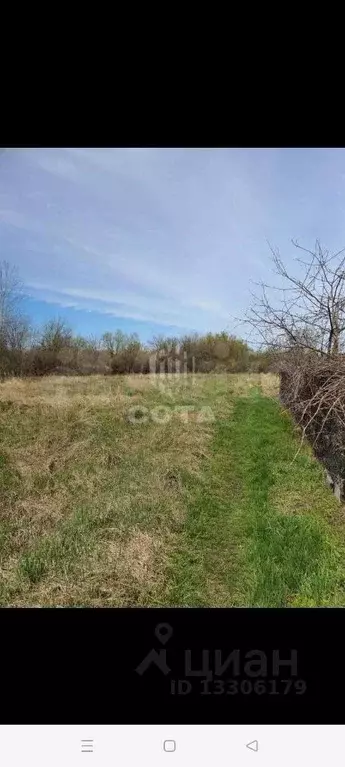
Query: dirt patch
123 530 157 583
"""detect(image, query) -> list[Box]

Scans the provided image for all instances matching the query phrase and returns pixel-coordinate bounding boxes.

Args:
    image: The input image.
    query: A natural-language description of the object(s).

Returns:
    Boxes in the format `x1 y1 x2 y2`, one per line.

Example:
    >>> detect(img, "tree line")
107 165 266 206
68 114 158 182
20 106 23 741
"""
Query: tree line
0 261 270 378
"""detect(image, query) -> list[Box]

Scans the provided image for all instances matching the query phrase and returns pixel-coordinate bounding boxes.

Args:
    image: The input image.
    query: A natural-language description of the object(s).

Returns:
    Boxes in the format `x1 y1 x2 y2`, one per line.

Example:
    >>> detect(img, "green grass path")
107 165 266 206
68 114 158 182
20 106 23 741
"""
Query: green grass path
167 387 345 606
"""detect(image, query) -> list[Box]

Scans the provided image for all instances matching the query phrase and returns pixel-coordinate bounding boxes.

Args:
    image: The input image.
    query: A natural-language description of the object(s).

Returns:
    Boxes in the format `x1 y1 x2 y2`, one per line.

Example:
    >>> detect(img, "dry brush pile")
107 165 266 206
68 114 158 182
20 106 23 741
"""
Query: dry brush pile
277 353 345 494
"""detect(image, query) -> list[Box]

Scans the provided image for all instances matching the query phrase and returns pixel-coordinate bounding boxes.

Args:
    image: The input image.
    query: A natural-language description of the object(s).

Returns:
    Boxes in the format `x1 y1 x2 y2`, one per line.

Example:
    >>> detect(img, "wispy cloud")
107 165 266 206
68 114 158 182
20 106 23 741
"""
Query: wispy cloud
2 148 345 338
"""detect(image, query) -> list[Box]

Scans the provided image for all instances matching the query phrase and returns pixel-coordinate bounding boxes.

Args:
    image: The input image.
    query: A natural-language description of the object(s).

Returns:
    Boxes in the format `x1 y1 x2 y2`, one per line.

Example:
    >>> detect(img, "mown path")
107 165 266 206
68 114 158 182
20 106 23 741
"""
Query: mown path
166 386 345 607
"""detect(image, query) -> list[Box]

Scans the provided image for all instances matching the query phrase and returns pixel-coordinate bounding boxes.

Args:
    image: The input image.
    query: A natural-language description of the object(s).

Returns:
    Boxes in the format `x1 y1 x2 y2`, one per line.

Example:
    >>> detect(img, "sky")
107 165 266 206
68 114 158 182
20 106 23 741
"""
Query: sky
1 147 345 344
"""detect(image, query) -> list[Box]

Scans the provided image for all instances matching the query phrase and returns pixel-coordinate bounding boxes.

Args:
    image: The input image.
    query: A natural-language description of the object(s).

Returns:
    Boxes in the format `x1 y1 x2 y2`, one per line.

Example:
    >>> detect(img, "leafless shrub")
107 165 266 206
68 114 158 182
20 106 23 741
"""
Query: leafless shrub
278 353 345 479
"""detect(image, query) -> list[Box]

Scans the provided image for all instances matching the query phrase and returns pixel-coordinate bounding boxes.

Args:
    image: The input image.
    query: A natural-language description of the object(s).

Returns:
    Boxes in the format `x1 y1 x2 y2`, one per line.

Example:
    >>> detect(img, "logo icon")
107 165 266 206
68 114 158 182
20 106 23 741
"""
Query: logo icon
135 623 173 676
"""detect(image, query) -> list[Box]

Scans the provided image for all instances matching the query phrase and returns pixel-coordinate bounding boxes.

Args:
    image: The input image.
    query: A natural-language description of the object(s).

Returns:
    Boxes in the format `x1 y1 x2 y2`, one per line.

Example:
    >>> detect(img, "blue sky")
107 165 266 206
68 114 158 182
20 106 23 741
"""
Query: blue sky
1 148 345 343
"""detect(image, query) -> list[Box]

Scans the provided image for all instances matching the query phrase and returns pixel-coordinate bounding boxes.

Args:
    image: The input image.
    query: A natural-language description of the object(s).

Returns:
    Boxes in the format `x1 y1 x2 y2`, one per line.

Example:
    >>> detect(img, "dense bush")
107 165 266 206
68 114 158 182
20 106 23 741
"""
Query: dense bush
277 353 345 497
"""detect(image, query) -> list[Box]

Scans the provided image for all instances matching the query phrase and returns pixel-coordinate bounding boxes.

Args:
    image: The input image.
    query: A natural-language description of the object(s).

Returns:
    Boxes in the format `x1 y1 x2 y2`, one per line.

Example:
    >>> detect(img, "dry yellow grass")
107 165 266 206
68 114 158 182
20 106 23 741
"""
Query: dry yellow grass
0 372 225 605
259 372 280 398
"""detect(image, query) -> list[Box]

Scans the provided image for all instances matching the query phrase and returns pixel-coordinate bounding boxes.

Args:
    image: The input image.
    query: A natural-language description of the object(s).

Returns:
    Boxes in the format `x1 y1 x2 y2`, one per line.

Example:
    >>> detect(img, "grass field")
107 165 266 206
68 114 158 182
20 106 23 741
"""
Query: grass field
1 372 345 607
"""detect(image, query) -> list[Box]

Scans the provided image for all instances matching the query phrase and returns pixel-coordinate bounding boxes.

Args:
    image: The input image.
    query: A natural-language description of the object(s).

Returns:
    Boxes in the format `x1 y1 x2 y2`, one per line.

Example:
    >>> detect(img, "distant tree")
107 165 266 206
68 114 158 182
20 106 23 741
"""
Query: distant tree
108 332 142 374
149 335 179 354
0 261 22 327
83 334 102 368
102 330 127 357
73 335 90 350
0 260 30 377
39 318 73 353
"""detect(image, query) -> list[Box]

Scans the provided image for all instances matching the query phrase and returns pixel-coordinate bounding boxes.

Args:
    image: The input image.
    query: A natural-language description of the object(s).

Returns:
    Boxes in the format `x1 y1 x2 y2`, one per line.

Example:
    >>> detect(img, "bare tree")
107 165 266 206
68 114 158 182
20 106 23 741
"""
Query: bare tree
84 334 102 368
39 318 73 352
0 261 23 336
0 261 30 377
244 240 345 357
102 330 127 358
